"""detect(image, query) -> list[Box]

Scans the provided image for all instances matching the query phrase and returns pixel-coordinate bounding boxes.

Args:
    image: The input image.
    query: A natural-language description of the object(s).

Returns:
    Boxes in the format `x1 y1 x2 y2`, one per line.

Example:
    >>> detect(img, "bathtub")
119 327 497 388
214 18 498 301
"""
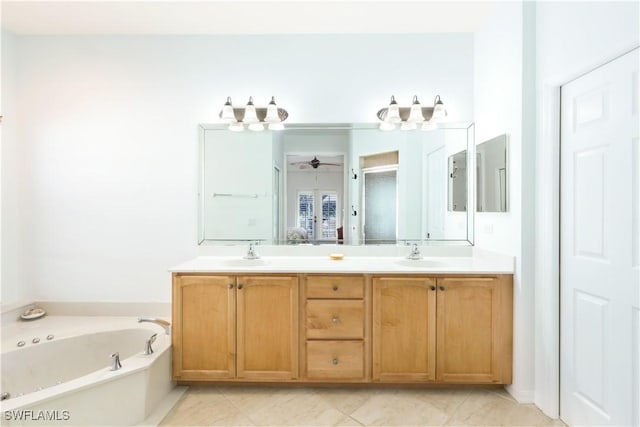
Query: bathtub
1 316 173 426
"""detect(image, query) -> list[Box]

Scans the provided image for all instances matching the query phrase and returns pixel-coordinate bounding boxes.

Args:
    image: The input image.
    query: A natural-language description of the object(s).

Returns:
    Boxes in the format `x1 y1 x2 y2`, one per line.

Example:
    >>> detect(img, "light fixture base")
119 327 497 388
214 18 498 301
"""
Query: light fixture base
218 107 288 123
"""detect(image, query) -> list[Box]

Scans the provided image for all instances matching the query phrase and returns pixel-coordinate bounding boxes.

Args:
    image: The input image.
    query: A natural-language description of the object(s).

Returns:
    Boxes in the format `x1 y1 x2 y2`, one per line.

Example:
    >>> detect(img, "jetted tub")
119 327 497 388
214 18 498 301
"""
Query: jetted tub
0 316 173 426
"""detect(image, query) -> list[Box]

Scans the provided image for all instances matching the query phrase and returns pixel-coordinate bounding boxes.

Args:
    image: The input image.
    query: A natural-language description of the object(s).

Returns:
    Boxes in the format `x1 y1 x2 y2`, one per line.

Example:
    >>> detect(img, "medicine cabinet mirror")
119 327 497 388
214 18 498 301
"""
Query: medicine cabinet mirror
447 133 507 214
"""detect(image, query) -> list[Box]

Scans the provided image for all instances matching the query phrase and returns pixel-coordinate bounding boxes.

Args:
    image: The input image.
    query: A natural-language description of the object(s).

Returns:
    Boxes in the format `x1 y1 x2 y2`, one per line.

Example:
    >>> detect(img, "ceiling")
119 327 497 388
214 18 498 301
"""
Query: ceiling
1 1 500 35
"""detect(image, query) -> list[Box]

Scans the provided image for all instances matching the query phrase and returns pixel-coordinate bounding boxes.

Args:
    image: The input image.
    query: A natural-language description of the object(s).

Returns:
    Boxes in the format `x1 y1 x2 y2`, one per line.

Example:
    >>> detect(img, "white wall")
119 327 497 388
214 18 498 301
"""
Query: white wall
473 1 537 404
534 1 640 418
3 33 473 303
1 31 29 306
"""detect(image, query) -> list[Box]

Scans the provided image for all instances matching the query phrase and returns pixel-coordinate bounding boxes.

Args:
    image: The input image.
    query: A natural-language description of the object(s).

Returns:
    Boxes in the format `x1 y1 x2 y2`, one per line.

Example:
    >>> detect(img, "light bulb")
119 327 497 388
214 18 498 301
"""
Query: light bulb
248 122 265 132
265 96 280 123
268 122 285 131
379 121 395 131
431 95 447 122
386 95 401 124
229 121 244 132
421 120 437 131
243 96 258 124
220 96 235 123
408 95 424 123
400 121 417 131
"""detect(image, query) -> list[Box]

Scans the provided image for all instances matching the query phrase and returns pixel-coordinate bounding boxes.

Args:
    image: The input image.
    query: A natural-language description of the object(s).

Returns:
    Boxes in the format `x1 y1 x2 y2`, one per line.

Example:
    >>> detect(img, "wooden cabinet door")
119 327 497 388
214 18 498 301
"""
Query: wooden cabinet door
172 274 236 380
436 276 513 383
372 277 436 382
236 276 299 380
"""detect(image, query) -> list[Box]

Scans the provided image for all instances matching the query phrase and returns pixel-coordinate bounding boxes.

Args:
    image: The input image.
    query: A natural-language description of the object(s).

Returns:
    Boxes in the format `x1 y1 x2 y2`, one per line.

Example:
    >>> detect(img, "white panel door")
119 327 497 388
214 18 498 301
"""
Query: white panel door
426 146 446 239
561 48 639 427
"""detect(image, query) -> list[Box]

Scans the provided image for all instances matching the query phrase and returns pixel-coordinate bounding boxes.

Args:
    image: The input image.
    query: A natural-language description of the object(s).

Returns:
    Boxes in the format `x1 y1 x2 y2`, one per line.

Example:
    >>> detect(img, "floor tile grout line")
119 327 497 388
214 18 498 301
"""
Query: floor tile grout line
441 388 474 426
216 386 260 426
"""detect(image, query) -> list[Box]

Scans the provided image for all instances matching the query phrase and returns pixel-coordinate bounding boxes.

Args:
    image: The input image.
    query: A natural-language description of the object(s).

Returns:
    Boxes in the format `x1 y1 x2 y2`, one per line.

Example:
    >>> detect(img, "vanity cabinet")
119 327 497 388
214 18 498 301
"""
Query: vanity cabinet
172 274 298 381
371 275 512 384
301 275 369 381
172 271 512 385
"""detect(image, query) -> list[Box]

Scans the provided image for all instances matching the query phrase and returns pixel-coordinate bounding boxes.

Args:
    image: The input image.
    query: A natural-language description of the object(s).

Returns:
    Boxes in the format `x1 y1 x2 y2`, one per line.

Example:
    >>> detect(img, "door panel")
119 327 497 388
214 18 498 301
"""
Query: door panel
372 277 436 382
236 276 299 379
435 277 511 383
364 169 397 244
172 275 235 380
426 146 446 239
561 48 639 426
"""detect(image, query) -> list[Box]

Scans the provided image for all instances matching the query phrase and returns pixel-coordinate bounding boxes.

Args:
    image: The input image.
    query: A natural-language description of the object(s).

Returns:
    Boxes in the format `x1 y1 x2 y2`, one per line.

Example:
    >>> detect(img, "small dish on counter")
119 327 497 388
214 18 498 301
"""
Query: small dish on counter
20 307 46 320
328 253 345 260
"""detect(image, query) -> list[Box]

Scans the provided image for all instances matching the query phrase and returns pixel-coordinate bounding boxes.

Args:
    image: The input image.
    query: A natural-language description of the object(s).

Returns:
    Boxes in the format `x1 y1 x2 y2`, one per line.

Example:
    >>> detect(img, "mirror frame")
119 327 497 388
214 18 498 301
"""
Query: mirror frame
198 122 475 246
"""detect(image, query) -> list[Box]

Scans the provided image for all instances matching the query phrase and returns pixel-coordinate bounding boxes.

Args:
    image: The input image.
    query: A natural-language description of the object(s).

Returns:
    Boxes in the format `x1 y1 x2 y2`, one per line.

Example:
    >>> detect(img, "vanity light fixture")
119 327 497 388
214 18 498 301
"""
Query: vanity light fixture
376 94 447 131
219 96 289 131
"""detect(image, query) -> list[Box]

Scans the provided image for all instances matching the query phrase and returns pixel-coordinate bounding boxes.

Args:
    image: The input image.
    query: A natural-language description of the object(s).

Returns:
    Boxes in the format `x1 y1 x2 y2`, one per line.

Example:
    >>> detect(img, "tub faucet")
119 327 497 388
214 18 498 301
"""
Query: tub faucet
144 333 157 355
138 317 171 335
110 352 122 371
244 241 260 260
406 243 423 260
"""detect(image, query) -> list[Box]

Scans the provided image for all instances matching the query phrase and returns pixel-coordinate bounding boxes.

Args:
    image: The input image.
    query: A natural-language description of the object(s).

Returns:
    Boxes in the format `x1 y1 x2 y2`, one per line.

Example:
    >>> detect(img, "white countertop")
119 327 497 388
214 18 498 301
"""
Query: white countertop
169 253 514 275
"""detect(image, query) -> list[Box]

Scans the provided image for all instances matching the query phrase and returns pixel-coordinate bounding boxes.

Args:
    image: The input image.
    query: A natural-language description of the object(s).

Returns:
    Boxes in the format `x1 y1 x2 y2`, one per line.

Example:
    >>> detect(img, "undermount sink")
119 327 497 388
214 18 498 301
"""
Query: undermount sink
394 258 445 269
220 258 270 267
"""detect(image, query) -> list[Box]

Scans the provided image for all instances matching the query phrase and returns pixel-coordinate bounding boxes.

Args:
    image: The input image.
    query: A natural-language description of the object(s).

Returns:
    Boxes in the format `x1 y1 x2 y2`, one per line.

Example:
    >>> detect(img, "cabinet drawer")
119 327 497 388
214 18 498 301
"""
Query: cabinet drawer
306 341 364 380
306 300 364 339
306 276 364 299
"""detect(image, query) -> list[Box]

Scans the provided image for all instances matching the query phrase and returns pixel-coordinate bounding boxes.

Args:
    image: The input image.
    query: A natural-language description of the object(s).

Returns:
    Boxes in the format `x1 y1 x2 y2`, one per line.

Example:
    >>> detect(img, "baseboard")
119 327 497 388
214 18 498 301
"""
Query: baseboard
505 385 534 403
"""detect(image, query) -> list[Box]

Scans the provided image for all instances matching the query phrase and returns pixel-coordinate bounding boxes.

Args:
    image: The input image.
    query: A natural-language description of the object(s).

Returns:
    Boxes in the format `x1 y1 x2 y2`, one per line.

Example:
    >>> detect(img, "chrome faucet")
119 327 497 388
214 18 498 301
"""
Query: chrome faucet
144 333 157 355
110 352 122 371
138 317 171 335
406 243 423 260
244 241 260 260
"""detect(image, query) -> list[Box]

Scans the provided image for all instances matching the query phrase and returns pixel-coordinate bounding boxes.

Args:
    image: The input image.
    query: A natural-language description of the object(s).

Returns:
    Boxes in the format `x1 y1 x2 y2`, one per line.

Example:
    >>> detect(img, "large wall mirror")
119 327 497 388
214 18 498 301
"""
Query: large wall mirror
198 123 475 246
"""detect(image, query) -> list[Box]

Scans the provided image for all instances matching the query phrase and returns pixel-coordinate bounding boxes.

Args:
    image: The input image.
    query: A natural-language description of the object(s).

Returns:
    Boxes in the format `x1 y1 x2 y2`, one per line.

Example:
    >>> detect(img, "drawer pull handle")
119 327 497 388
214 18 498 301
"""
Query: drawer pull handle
331 316 339 324
332 358 339 365
228 283 234 289
439 286 445 291
238 284 244 290
332 285 339 291
430 285 436 291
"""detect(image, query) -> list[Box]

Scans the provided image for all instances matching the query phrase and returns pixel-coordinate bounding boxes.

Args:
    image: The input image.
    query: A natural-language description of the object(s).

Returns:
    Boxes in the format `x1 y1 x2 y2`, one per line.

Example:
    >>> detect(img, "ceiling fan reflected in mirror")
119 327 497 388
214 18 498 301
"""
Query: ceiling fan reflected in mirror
289 156 343 170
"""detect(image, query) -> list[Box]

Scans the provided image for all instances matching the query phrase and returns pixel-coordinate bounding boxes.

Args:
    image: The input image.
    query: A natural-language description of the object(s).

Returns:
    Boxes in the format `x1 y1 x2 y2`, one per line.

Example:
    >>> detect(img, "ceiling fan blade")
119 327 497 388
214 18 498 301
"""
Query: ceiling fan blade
319 162 343 167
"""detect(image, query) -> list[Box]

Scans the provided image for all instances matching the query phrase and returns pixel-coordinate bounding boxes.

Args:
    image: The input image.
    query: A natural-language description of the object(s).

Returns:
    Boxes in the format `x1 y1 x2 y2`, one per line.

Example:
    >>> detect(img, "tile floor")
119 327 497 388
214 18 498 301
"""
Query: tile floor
159 386 566 426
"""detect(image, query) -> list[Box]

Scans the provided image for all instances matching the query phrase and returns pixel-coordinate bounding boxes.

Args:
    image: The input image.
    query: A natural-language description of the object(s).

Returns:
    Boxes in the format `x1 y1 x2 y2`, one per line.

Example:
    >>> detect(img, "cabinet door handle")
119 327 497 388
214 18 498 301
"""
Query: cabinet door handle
331 316 339 324
439 286 445 291
238 284 244 290
332 358 339 365
228 283 234 289
430 285 436 291
332 285 339 291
